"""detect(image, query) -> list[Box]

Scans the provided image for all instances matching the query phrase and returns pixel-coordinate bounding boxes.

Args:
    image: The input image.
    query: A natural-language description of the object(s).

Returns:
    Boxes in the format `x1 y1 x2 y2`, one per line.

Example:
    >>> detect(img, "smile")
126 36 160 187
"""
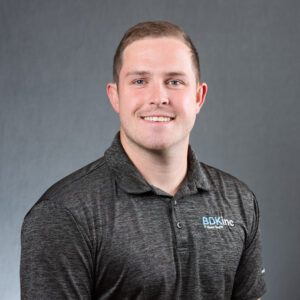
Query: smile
142 116 174 122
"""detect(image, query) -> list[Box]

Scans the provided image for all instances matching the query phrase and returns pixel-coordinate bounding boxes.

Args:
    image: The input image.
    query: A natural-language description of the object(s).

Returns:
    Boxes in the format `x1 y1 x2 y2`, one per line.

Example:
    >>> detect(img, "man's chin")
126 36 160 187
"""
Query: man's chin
120 130 189 154
134 140 173 153
138 139 181 153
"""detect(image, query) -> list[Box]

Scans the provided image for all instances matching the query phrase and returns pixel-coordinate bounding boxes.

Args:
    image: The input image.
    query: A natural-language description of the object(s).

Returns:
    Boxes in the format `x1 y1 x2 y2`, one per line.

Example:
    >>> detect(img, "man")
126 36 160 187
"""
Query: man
21 21 266 299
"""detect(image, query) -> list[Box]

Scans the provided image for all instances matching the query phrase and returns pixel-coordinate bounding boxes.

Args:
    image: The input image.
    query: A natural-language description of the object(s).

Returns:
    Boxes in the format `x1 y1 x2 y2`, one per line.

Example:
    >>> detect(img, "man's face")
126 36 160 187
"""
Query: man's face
107 37 207 152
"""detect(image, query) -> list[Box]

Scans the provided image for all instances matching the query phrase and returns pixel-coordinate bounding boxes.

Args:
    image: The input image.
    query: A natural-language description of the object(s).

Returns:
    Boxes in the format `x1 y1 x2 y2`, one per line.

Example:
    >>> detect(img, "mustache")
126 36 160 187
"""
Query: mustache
137 109 176 118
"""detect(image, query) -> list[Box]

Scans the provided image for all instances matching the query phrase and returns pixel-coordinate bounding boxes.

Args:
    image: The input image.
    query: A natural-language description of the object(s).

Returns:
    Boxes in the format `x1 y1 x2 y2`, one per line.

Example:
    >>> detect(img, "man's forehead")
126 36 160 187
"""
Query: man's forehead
121 38 193 69
117 36 198 82
123 36 190 56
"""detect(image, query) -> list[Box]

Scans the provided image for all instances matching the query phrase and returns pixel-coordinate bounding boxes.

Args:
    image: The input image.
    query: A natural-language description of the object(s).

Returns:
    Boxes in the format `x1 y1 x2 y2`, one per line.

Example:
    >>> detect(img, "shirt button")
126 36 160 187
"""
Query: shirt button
174 200 177 205
176 222 182 229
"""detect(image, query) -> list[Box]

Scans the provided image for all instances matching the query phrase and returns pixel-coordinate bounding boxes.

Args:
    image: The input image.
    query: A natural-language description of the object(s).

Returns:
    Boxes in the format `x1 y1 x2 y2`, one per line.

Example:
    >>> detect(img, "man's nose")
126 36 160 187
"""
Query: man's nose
149 82 169 105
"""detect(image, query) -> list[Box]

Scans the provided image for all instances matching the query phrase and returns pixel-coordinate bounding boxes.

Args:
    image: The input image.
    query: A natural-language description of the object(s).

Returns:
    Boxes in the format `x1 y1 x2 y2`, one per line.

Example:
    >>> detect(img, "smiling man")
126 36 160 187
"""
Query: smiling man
21 21 266 299
107 35 206 196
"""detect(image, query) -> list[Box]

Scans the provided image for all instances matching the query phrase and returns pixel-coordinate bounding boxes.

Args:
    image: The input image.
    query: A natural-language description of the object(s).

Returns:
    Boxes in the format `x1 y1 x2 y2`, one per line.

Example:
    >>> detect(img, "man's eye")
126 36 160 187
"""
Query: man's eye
168 80 182 86
133 79 145 85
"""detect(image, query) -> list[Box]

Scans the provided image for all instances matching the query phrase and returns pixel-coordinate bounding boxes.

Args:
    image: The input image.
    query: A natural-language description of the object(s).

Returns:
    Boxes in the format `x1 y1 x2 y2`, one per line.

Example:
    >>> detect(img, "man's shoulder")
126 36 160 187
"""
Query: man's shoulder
24 155 112 219
200 162 255 200
45 155 109 197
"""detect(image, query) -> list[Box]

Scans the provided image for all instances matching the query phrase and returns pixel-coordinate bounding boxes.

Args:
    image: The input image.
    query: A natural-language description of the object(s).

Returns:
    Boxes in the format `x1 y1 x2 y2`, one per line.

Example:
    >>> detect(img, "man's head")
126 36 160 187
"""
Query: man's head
113 21 201 84
107 21 207 153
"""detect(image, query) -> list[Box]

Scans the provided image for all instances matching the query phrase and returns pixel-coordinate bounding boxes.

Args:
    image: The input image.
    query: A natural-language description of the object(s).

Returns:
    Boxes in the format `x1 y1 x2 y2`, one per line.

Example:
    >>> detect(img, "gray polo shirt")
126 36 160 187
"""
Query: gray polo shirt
21 134 266 299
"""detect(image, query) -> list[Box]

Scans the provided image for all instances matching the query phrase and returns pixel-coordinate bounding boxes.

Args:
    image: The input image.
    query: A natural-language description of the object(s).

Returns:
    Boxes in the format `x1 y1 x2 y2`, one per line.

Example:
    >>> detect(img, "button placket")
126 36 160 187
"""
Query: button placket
172 198 182 229
172 196 189 250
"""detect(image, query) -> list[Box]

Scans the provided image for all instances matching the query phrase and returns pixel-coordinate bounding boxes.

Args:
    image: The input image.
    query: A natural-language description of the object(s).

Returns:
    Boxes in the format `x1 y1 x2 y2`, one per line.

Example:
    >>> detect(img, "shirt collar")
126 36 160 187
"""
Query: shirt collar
104 133 214 196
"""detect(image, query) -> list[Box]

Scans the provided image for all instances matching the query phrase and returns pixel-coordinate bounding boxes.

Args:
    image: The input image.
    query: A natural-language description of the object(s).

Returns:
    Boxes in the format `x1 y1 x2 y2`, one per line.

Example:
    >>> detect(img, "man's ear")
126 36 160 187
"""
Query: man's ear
195 82 208 114
106 83 120 114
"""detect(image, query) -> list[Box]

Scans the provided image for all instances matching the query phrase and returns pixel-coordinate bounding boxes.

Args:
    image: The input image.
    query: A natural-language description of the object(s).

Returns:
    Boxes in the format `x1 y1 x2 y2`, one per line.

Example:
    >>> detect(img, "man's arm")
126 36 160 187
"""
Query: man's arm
20 201 93 299
231 195 266 299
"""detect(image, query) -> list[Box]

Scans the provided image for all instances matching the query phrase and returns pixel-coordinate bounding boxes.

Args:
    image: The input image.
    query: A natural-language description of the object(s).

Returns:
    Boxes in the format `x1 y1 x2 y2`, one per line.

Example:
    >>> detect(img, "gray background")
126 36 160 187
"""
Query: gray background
0 0 299 299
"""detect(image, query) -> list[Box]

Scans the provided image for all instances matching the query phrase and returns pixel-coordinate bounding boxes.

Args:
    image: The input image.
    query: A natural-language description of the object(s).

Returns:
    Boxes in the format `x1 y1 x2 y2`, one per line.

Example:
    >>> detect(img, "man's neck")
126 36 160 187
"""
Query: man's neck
120 134 189 196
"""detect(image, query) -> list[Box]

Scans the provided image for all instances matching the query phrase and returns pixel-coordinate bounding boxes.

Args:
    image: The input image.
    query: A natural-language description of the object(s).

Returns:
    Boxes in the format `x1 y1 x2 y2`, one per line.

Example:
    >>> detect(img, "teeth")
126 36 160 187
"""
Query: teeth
143 116 172 122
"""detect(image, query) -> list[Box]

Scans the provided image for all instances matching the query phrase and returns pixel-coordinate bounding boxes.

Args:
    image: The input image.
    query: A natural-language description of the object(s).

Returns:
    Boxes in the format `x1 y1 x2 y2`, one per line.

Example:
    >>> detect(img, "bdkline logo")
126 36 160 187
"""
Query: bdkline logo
202 216 235 229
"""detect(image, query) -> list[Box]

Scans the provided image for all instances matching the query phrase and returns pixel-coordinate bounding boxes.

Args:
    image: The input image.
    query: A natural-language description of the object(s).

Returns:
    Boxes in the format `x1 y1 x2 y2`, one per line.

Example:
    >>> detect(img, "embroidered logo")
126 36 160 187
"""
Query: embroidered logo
202 216 235 229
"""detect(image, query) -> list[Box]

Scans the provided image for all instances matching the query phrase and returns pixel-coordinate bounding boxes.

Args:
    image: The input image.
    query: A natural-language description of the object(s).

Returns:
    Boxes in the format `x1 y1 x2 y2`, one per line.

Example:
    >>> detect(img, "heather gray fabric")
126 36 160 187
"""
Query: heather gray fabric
20 133 266 299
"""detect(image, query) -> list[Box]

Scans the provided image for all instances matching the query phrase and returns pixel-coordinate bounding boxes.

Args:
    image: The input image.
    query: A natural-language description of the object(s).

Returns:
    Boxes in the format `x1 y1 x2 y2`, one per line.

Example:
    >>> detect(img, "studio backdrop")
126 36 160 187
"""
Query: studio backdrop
0 0 299 299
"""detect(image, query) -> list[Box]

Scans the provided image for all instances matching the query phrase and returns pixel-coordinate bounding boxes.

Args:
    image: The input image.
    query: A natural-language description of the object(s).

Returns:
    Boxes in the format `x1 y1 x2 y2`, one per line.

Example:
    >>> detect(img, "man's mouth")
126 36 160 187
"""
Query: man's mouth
141 116 174 122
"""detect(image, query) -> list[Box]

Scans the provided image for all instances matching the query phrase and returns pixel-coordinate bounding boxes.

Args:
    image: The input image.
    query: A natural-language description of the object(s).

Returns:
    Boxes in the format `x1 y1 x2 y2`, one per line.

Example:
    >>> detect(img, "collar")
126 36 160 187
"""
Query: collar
104 133 214 196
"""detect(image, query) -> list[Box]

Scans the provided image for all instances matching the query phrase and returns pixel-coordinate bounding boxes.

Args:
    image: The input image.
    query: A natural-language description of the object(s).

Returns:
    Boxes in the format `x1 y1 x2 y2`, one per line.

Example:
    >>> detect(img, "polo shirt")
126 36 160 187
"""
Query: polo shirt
20 133 266 300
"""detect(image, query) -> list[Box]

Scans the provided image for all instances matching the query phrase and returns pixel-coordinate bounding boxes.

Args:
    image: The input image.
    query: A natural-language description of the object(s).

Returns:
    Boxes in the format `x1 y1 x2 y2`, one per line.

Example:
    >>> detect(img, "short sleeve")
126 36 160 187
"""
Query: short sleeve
232 195 267 299
20 201 94 300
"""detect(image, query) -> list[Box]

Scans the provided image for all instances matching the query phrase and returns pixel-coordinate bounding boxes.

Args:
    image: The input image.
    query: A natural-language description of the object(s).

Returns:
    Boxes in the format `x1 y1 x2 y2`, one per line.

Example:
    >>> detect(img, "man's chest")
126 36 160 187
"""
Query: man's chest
93 192 246 299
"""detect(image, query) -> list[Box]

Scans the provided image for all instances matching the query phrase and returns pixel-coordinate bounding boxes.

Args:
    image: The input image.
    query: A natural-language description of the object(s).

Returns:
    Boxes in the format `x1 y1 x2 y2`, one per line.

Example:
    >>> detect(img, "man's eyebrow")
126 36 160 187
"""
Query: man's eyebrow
125 71 188 78
125 71 152 77
164 71 187 77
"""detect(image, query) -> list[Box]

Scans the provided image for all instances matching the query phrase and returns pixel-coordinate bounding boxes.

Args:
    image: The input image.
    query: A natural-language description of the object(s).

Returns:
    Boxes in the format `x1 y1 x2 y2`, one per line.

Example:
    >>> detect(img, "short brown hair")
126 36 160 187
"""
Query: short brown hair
113 21 201 84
